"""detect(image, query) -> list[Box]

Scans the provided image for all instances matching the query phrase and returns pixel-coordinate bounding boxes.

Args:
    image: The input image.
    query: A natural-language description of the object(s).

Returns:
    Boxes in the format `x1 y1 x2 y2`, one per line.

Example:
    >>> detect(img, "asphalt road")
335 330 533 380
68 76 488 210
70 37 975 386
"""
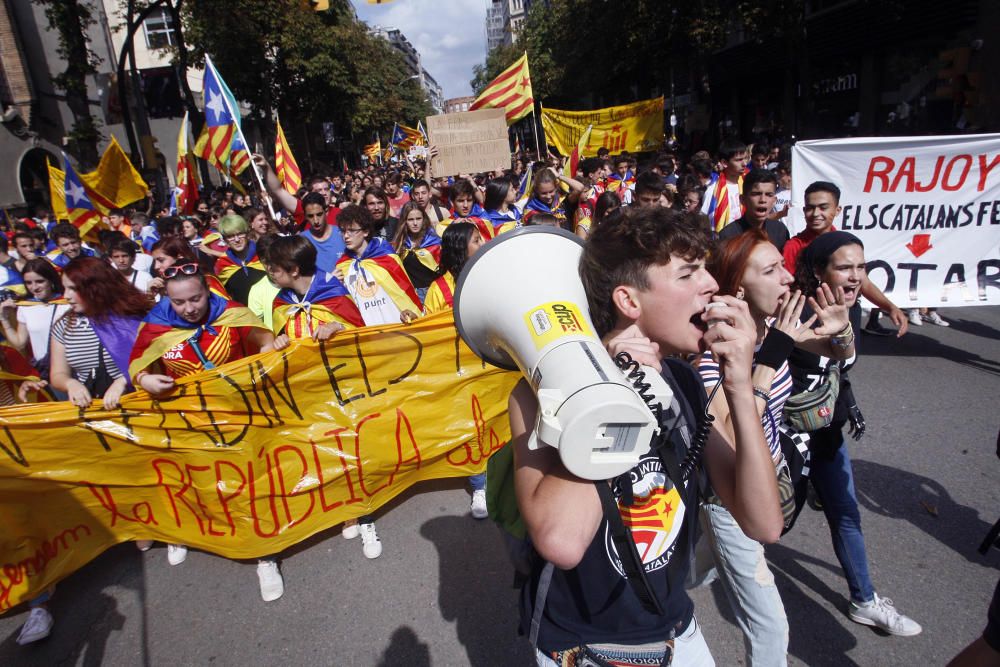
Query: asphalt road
2 305 998 667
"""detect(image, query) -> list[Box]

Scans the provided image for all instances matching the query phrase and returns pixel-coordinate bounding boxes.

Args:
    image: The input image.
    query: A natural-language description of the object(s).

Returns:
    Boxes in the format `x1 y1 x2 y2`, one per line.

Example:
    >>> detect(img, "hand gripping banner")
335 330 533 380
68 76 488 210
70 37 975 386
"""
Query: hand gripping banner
0 312 518 611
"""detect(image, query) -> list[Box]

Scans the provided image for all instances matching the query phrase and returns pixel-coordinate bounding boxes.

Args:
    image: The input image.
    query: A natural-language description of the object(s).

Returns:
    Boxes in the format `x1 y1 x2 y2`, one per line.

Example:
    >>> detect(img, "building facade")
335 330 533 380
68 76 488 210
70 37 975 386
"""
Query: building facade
485 0 531 52
444 96 476 114
369 26 444 113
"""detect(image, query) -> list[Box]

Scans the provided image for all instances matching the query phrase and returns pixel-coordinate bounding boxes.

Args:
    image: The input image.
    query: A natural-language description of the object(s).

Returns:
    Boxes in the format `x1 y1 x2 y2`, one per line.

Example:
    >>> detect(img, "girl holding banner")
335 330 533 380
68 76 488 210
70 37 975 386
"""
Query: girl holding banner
128 263 286 602
423 222 488 518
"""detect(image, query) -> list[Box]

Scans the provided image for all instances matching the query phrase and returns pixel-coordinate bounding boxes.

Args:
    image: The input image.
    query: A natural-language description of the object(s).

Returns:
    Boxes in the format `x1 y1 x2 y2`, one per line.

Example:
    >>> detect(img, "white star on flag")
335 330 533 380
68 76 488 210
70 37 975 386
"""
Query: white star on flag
206 89 227 124
66 180 87 208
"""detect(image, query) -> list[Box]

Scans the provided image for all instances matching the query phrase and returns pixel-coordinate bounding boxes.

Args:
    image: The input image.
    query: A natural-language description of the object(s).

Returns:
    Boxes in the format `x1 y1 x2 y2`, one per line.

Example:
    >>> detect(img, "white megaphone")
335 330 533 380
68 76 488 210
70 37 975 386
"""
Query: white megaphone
454 226 671 481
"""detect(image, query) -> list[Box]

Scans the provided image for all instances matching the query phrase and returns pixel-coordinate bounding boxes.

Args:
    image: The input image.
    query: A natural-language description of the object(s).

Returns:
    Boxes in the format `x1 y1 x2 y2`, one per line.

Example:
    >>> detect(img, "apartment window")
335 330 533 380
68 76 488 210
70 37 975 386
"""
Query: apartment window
143 8 176 49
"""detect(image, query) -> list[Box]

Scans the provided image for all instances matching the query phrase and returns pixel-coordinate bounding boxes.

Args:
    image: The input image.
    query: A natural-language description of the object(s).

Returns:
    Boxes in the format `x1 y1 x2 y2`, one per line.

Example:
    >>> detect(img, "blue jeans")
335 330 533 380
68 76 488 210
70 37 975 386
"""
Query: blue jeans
702 503 788 667
469 473 486 492
809 441 875 603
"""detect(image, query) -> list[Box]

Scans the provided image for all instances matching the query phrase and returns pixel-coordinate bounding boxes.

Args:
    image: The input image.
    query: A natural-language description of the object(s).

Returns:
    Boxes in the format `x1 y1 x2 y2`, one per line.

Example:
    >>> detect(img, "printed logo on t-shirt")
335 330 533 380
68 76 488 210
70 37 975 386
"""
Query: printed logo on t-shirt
604 453 686 575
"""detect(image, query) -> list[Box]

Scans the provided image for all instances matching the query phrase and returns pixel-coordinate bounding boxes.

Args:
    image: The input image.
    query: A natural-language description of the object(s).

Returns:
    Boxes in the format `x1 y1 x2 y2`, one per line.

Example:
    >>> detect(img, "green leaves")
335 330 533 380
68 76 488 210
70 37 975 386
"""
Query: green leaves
180 0 432 138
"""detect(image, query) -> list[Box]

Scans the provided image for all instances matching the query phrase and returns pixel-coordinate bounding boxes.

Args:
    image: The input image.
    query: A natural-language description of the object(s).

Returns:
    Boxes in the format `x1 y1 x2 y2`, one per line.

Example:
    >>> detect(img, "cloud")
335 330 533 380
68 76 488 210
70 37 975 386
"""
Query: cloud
352 0 487 100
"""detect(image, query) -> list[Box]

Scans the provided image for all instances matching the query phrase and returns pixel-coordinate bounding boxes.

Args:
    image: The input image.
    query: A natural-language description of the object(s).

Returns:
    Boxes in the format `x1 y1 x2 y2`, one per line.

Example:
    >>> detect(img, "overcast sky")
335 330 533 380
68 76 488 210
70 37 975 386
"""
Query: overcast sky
351 0 487 100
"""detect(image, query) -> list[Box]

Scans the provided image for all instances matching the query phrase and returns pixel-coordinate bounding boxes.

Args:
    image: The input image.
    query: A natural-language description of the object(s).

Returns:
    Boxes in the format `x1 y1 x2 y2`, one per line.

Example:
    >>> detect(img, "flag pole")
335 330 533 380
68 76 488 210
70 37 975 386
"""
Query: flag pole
533 102 544 163
206 54 279 223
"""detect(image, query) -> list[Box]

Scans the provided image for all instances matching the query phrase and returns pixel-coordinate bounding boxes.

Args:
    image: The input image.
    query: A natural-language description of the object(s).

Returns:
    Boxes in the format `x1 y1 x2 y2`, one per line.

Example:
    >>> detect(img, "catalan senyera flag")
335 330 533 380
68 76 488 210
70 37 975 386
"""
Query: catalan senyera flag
48 138 149 223
391 123 424 150
195 55 237 170
62 155 102 236
540 97 665 159
568 124 593 178
470 52 534 125
173 110 199 215
275 118 302 194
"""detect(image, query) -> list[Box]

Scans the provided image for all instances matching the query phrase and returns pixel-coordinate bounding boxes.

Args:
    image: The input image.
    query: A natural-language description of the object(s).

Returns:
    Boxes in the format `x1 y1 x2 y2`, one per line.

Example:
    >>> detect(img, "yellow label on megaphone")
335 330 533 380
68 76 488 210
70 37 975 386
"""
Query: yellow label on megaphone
524 301 594 350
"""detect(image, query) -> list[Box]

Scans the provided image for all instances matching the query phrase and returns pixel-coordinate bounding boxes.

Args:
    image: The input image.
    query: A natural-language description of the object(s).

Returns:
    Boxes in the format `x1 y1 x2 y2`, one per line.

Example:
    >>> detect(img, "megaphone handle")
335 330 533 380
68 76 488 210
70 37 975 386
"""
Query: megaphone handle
612 351 723 486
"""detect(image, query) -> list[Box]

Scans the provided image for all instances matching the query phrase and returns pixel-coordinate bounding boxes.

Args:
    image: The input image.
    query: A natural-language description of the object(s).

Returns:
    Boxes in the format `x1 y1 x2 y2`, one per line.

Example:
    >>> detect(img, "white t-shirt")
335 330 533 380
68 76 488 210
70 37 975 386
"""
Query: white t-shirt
17 303 71 361
124 269 153 293
133 253 154 274
343 262 400 326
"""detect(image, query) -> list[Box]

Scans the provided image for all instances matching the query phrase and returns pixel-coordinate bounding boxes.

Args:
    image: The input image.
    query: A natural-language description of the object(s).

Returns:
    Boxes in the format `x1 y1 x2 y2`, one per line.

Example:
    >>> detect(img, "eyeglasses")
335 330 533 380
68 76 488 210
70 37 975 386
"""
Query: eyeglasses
224 232 247 242
341 227 365 236
162 263 200 279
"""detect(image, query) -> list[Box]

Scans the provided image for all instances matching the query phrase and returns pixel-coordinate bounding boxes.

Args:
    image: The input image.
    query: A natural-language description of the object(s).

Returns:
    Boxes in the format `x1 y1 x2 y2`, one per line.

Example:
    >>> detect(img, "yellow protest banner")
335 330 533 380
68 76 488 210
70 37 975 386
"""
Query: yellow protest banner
541 97 665 158
0 312 518 612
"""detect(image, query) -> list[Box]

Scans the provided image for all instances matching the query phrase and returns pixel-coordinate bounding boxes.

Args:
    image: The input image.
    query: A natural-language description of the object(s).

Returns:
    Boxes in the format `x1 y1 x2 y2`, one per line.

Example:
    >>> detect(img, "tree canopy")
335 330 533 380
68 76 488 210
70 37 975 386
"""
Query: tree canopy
179 0 431 136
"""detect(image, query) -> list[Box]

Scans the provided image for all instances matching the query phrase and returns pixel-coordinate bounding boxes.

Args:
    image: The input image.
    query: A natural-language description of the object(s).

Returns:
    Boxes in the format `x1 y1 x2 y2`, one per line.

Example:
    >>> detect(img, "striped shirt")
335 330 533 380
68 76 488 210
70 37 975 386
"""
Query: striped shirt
52 314 123 384
697 345 793 462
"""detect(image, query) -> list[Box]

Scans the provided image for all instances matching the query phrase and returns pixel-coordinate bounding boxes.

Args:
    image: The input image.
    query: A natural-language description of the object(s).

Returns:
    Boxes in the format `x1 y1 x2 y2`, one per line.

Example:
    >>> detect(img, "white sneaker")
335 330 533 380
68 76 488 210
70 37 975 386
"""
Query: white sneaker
360 521 382 559
470 489 488 519
16 607 53 645
256 560 284 602
342 519 360 540
923 311 950 327
907 309 923 326
848 593 922 636
167 544 188 566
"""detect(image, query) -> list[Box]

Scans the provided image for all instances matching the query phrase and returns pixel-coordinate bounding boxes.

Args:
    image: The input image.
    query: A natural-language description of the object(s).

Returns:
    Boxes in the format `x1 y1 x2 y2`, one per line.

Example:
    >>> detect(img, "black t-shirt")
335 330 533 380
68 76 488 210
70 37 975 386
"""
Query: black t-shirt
718 216 790 253
401 251 438 289
520 359 707 652
222 266 267 306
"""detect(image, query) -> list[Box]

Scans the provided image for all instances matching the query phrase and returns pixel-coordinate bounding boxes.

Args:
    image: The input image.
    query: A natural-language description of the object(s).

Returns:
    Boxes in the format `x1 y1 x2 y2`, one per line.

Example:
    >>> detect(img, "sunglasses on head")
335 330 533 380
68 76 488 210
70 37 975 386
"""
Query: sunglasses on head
162 262 200 279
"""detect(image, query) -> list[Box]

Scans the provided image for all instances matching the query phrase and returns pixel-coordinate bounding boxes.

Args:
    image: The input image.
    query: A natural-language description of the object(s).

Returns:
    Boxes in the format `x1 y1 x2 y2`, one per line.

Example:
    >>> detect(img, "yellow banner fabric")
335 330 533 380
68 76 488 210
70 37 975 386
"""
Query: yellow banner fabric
0 312 518 612
541 97 665 158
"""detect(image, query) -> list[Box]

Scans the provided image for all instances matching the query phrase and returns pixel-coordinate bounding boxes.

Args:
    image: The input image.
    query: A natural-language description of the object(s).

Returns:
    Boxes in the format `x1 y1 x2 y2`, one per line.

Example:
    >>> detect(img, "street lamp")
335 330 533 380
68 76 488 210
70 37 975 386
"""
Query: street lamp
396 75 420 88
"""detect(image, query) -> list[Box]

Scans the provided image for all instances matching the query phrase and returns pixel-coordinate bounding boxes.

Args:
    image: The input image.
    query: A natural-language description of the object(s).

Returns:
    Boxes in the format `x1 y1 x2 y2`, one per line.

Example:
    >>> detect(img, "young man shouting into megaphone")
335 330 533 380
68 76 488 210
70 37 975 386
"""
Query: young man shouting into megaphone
509 207 783 666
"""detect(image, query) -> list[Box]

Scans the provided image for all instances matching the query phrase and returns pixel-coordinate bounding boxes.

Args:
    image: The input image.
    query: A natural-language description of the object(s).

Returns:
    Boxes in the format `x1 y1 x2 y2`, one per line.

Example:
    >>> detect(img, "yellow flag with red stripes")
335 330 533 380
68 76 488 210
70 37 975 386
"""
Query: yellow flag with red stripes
275 118 302 193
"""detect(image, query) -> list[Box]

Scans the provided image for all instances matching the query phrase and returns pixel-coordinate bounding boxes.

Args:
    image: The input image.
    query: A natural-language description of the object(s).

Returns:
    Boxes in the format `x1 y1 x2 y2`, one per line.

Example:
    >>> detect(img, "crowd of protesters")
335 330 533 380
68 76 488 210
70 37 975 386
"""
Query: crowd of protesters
4 137 994 667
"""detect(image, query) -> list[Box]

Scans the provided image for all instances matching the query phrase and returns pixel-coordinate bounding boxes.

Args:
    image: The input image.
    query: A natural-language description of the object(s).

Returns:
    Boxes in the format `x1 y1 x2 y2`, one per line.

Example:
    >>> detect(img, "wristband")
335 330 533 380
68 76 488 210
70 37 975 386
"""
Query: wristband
755 328 794 371
752 385 770 402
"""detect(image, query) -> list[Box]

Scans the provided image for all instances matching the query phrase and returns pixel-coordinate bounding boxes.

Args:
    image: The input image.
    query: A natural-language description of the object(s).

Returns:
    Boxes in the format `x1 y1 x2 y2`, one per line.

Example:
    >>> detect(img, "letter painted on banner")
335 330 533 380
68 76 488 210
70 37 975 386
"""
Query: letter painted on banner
0 312 519 611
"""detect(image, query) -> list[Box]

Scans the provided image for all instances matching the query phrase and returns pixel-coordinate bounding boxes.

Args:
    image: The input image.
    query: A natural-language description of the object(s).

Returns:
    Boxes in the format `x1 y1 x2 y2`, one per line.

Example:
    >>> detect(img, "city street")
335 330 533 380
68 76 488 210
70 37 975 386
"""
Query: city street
1 305 998 666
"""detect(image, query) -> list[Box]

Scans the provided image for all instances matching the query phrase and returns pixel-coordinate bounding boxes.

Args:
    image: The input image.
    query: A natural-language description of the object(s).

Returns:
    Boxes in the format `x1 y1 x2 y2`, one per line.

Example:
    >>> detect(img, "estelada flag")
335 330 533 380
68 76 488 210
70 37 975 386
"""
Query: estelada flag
229 133 250 176
214 240 266 285
128 292 269 379
272 270 364 338
195 55 237 171
470 52 534 125
336 238 421 314
275 118 302 193
62 154 102 235
48 137 148 221
174 110 199 215
391 123 424 150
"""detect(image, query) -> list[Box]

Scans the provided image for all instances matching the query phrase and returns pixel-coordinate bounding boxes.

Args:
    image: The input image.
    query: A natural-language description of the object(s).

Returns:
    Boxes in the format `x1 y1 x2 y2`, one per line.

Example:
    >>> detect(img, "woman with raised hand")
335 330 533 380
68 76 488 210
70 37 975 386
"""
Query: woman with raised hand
522 167 584 227
787 231 922 638
697 228 851 666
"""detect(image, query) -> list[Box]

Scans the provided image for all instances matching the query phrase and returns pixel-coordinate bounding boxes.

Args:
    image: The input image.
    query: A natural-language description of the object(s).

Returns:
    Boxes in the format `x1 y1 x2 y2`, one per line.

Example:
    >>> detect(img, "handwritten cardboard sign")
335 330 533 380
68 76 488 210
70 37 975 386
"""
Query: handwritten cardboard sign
426 109 509 176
